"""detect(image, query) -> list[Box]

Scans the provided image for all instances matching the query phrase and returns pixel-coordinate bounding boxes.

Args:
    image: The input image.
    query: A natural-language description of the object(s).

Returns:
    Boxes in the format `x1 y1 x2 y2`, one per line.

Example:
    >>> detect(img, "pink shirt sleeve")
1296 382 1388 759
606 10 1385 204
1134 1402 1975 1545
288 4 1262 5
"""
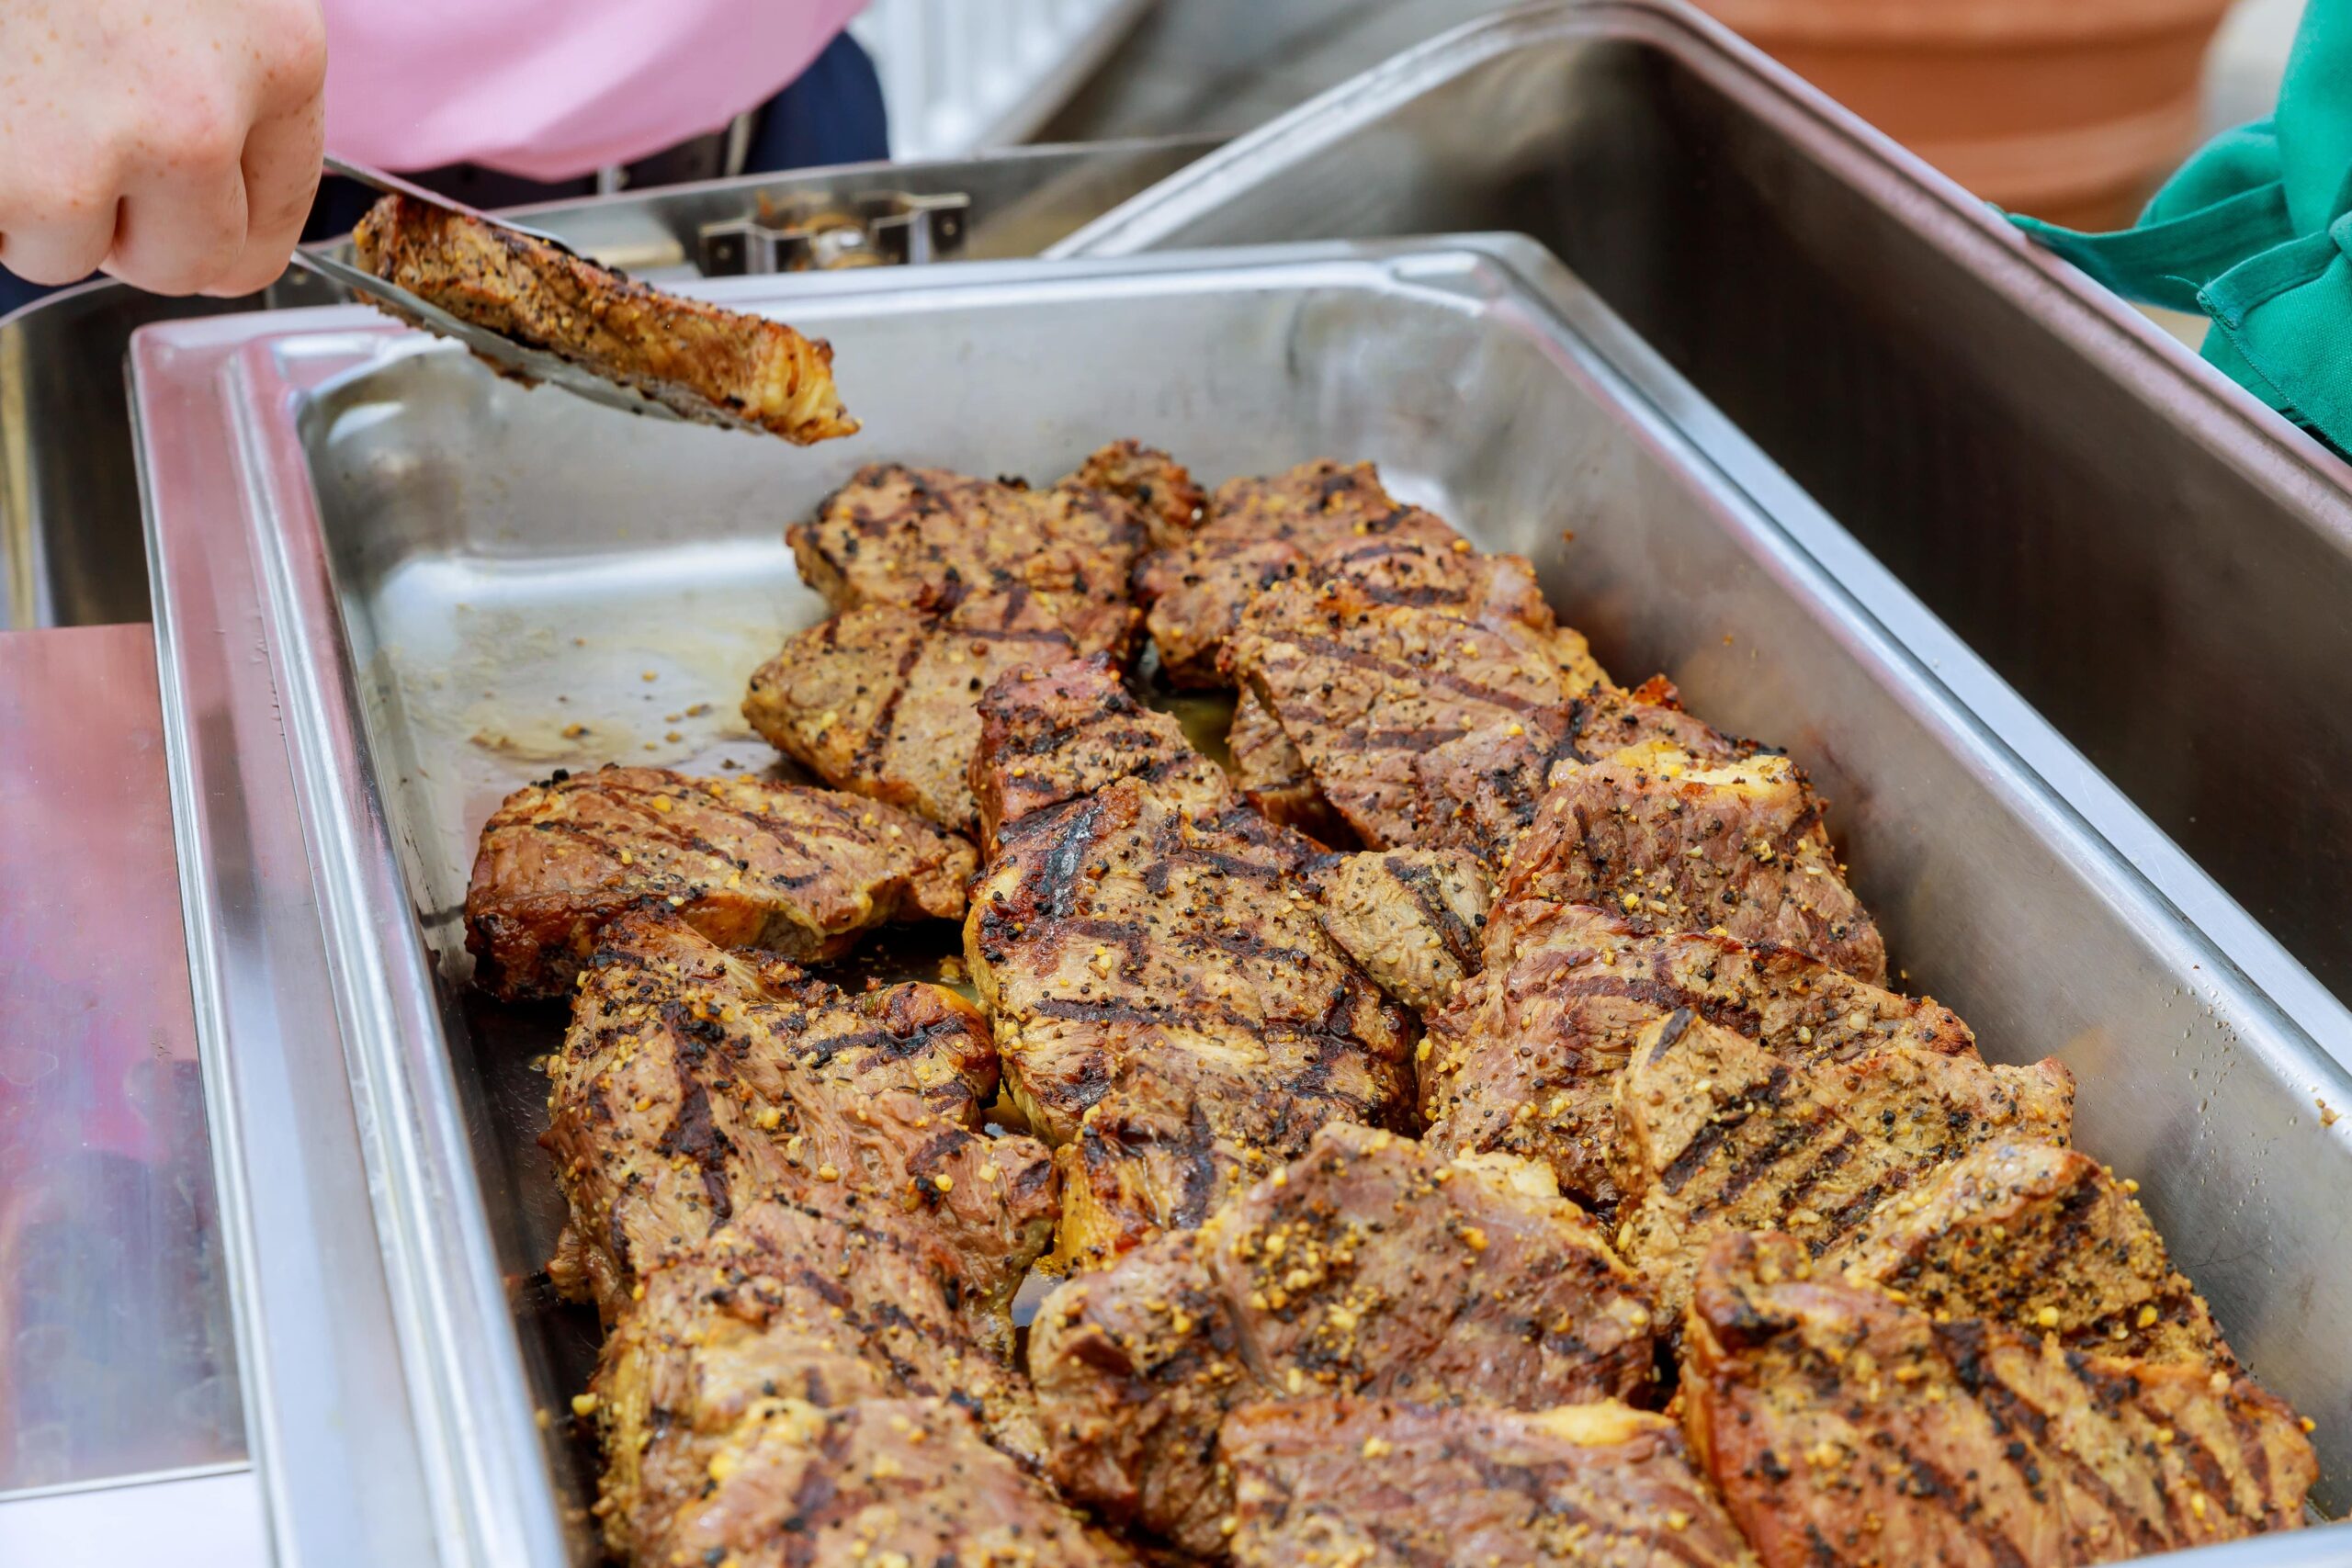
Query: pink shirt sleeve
322 0 869 182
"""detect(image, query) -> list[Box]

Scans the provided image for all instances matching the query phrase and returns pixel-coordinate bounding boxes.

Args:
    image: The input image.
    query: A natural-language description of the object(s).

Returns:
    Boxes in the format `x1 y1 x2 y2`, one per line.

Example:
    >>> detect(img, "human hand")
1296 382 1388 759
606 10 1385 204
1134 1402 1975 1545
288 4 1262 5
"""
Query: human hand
0 0 327 296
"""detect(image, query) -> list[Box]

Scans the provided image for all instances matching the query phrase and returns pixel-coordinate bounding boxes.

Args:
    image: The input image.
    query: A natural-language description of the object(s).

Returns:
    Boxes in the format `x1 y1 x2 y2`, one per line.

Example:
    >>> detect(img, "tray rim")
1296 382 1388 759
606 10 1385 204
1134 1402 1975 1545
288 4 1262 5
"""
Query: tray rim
131 238 2352 1568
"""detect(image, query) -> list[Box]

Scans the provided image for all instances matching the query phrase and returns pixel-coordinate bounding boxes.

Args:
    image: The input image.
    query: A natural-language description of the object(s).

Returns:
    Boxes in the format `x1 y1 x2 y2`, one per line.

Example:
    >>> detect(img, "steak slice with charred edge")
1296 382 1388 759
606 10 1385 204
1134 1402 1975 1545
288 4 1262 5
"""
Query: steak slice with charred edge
1027 1123 1659 1557
1222 1397 1758 1568
462 764 975 999
542 911 1056 1323
743 591 1077 836
967 767 1414 1269
352 194 855 443
1506 739 1887 983
1830 1139 2234 1368
591 1197 1046 1558
786 454 1153 659
967 653 1227 856
1416 676 1758 866
1422 900 1974 1211
1133 458 1400 686
630 1397 1136 1568
1611 1010 2075 1327
1226 573 1594 850
1069 438 1205 550
1685 1231 2315 1567
1227 688 1349 843
1307 846 1493 1015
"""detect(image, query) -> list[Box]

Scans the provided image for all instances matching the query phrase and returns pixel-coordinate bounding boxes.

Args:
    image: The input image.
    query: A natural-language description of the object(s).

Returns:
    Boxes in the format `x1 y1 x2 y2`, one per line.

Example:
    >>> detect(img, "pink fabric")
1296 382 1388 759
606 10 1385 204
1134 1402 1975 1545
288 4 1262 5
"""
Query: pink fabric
322 1 867 181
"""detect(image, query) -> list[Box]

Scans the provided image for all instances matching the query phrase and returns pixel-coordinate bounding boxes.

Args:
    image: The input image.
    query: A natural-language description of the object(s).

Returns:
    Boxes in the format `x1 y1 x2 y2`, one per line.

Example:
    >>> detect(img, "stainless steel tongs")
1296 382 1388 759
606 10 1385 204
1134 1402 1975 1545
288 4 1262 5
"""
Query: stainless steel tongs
289 155 722 426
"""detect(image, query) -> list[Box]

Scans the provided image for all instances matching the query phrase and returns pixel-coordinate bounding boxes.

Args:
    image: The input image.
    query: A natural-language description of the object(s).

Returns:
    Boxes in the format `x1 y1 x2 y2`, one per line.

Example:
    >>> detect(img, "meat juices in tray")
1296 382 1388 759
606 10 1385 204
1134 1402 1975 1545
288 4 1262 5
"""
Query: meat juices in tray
452 446 2320 1566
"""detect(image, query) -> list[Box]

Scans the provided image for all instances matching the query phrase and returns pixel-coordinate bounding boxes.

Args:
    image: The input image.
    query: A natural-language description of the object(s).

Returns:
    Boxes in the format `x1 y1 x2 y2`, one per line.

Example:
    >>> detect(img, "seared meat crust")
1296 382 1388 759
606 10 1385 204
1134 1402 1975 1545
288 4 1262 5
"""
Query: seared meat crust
967 654 1227 855
1227 688 1347 843
1506 740 1887 983
1417 677 1756 865
1223 1397 1758 1568
1028 1124 1659 1556
1226 573 1588 849
967 772 1414 1267
592 1196 1045 1558
787 458 1148 659
542 912 1056 1322
1611 1010 2075 1326
463 764 974 999
743 592 1077 835
1132 458 1399 685
1831 1140 2233 1368
1070 439 1205 550
1422 900 1973 1210
638 1398 1135 1568
1308 847 1492 1015
352 194 854 442
1685 1232 2315 1567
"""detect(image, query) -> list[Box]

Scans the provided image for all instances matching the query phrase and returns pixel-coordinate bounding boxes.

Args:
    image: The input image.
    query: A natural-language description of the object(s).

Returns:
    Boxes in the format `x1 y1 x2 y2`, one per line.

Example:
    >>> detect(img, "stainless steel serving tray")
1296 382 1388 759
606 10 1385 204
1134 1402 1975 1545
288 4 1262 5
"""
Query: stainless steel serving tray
131 240 2352 1568
1057 0 2352 1032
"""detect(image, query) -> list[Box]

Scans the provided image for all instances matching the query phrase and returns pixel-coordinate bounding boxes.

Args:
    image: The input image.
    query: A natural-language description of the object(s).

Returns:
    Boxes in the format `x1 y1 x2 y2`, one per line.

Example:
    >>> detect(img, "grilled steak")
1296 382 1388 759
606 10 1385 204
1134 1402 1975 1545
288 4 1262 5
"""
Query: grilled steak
351 194 854 442
967 653 1227 855
1422 900 1973 1210
786 454 1153 658
1611 1010 2075 1326
1227 688 1347 842
592 1196 1045 1558
462 764 974 999
1505 739 1887 983
542 912 1056 1322
1417 677 1756 865
1309 847 1492 1014
1831 1139 2233 1368
743 592 1076 836
1226 572 1595 849
1685 1231 2316 1567
1132 458 1400 685
630 1397 1135 1568
968 764 1413 1269
1222 1398 1758 1568
1069 438 1205 550
1028 1124 1659 1555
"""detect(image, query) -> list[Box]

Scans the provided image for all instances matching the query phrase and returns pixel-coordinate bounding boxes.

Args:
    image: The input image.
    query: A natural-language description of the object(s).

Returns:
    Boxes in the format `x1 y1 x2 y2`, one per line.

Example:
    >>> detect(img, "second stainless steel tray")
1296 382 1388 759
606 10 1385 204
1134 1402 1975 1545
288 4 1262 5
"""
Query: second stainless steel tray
133 240 2351 1568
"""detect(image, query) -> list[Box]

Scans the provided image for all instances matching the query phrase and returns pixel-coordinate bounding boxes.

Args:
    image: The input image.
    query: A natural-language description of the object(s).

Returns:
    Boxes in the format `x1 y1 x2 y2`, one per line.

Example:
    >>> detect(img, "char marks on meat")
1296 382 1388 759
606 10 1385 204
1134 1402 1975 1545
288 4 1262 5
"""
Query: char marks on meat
967 652 1227 855
1027 1123 1659 1555
787 452 1160 659
463 764 974 999
1308 846 1493 1015
1506 739 1887 982
1611 1009 2075 1326
1227 688 1350 843
352 194 855 442
619 1397 1135 1568
542 911 1056 1322
1132 457 1400 686
1069 438 1205 550
743 592 1077 836
1224 570 1595 850
1223 1397 1758 1568
1422 900 1972 1209
1417 676 1757 865
1685 1232 2315 1567
1831 1139 2233 1367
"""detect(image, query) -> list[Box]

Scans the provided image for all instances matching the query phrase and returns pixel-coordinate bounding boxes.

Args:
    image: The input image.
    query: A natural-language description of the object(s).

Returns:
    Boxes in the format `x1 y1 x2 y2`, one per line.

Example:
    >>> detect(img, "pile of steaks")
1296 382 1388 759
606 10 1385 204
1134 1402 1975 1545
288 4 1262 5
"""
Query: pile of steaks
462 447 2318 1567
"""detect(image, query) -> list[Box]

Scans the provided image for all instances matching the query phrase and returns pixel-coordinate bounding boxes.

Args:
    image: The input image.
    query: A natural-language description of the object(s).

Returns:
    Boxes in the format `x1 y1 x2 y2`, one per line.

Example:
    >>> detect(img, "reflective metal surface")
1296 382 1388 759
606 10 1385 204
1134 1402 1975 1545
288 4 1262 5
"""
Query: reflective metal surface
0 1464 266 1567
3 137 1216 630
0 624 242 1495
1056 0 2352 1018
133 240 2350 1561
